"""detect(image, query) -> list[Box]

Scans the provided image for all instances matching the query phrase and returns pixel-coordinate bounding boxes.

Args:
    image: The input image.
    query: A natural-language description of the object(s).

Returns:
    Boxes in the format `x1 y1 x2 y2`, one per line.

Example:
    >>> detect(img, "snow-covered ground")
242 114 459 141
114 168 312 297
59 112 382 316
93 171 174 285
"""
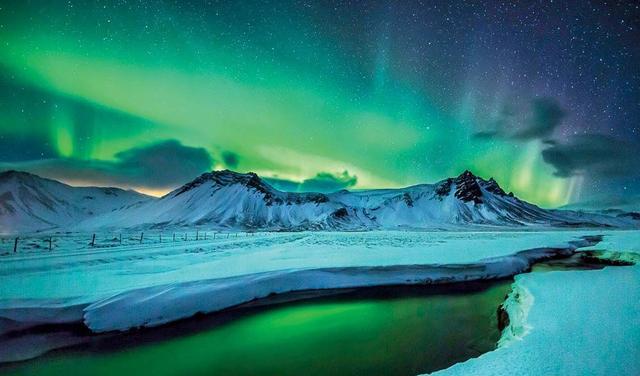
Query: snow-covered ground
0 230 602 332
1 230 638 371
431 230 640 376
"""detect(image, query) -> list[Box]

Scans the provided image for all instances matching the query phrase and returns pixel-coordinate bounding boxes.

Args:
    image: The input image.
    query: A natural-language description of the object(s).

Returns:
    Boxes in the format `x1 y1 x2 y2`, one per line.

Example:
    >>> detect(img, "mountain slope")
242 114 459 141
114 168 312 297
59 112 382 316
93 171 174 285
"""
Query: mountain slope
0 171 151 233
77 169 638 231
78 170 374 231
2 169 636 232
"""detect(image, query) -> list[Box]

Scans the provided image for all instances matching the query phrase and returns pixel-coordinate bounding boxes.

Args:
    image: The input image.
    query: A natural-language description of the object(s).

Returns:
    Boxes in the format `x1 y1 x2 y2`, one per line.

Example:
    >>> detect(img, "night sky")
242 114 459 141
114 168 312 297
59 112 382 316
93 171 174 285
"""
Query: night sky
0 1 638 207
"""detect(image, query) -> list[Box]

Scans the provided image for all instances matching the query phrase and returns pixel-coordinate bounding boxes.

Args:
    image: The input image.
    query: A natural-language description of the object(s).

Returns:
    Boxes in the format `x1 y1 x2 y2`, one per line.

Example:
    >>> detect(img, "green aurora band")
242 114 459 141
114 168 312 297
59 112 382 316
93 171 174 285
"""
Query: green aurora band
0 1 579 206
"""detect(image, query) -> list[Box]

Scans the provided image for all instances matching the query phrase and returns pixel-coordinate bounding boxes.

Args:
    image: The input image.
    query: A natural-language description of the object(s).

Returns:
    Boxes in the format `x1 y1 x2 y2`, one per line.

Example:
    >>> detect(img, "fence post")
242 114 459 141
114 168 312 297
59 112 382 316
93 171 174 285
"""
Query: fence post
90 234 96 247
140 232 144 244
184 233 187 241
196 230 199 240
159 233 162 243
119 233 122 244
13 237 18 253
48 236 52 251
173 233 176 242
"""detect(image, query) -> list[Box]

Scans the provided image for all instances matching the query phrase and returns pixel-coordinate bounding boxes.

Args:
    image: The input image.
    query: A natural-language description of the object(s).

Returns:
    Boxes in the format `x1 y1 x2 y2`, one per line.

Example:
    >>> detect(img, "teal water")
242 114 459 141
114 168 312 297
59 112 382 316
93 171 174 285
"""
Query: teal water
3 281 511 376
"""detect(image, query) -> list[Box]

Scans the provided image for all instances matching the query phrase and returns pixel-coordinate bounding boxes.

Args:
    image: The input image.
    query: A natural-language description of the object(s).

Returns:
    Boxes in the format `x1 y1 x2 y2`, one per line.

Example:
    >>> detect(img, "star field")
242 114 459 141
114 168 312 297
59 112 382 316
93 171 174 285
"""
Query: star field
0 0 638 207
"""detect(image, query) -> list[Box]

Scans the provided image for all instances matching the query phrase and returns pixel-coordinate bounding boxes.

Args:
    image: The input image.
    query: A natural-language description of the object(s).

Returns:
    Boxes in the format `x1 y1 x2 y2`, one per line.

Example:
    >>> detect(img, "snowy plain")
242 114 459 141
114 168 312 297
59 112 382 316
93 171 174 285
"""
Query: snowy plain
431 230 640 376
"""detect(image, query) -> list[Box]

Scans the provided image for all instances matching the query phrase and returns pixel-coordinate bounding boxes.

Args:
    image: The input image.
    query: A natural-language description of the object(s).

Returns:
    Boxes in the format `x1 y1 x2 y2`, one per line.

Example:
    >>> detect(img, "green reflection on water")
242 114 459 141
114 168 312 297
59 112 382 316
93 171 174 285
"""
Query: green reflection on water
6 282 510 376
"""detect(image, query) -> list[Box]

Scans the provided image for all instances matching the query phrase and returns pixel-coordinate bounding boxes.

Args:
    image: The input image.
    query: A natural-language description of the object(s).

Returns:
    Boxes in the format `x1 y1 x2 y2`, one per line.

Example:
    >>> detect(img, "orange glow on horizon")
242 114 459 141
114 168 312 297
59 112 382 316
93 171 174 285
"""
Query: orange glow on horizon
61 179 171 198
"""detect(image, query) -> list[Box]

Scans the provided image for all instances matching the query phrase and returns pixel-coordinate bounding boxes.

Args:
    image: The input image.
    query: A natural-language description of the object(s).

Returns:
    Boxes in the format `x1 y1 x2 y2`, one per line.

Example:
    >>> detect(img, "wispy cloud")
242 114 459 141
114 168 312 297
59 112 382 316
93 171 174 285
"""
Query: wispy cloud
475 97 566 141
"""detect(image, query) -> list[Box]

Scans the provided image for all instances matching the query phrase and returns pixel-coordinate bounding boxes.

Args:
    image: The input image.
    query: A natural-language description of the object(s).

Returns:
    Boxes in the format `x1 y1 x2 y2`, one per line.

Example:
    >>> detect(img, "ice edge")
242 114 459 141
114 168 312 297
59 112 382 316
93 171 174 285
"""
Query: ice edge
497 280 534 348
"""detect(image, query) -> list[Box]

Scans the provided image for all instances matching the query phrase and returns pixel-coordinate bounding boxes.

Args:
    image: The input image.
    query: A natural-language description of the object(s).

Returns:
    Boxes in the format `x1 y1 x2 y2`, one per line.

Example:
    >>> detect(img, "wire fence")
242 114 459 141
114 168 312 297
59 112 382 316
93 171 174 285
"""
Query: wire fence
0 230 272 255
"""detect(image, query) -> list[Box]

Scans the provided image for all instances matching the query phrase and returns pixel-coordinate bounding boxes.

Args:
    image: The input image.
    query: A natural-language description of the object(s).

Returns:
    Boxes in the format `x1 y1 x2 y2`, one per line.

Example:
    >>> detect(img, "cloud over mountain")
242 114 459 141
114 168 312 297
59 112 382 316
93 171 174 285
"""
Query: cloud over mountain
266 171 358 193
0 139 213 190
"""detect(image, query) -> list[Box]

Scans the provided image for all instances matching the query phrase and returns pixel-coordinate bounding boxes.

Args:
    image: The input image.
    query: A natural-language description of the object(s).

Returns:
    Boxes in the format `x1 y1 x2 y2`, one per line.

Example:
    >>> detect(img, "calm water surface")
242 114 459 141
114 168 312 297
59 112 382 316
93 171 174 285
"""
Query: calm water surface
3 281 511 376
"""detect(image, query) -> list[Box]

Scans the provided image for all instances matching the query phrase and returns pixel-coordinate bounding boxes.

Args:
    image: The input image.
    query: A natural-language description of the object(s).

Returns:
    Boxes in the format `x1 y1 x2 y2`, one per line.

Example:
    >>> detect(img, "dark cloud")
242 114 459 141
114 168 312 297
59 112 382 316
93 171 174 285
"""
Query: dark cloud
0 140 213 190
541 134 638 178
265 171 358 193
300 171 358 192
475 97 566 141
221 151 239 168
114 140 213 187
514 98 566 140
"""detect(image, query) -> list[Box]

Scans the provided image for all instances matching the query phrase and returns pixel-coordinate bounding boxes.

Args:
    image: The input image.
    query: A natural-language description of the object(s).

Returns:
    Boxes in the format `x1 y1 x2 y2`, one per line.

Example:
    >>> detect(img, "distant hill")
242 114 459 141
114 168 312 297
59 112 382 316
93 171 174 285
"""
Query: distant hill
0 170 151 233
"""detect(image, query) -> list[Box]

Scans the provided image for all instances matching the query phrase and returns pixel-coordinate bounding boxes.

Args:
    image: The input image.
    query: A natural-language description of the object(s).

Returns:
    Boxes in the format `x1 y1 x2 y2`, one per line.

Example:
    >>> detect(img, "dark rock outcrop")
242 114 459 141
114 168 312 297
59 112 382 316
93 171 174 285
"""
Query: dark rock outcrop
454 170 483 204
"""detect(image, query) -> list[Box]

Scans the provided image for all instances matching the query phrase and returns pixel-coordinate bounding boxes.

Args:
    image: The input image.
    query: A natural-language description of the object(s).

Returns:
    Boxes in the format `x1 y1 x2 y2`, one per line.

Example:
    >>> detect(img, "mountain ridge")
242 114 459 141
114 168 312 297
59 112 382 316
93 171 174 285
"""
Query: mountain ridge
1 169 637 232
0 170 151 233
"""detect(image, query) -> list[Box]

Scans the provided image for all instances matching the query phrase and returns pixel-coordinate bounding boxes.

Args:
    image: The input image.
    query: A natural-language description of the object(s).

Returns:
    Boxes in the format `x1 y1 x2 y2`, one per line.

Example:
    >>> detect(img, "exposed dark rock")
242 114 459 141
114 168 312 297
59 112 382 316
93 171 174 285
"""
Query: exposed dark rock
482 177 508 196
580 251 636 266
331 207 349 219
435 178 453 197
454 170 483 204
402 192 414 207
497 302 510 331
298 193 330 204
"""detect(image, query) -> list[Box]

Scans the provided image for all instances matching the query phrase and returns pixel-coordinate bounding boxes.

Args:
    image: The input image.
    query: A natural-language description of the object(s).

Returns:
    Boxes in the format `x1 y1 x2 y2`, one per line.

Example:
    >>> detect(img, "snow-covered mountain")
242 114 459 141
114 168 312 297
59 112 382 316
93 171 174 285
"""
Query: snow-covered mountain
0 170 151 233
1 169 637 233
76 169 637 231
78 170 374 231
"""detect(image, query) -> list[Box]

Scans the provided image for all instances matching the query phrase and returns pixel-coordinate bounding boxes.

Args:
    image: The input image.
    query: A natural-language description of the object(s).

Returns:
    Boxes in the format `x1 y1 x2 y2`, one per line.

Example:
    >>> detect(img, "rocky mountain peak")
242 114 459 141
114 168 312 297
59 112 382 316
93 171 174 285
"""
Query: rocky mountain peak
173 170 269 196
456 170 477 180
453 170 483 204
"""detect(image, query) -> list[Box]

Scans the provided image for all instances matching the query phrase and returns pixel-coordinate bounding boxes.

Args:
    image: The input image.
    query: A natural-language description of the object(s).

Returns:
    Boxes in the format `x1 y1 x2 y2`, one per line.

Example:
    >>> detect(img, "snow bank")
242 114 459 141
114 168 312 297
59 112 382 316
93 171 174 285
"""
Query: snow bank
496 282 533 348
82 260 514 332
84 243 587 332
0 231 603 334
0 300 88 337
431 231 640 375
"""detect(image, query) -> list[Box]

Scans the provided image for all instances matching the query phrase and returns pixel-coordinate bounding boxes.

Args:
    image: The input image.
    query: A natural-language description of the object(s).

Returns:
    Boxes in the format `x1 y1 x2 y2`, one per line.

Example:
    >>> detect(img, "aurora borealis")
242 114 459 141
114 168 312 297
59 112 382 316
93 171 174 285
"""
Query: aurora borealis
0 1 638 207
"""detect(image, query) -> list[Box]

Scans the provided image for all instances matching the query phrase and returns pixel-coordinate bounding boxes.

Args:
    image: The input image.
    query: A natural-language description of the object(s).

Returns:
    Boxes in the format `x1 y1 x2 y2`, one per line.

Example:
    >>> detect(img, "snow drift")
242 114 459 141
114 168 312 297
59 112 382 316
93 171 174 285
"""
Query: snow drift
80 247 566 333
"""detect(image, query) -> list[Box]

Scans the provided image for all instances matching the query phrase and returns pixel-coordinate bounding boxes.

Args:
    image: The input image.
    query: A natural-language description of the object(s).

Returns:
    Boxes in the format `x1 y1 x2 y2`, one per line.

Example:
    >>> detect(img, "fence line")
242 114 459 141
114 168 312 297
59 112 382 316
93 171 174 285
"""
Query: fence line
1 230 272 254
